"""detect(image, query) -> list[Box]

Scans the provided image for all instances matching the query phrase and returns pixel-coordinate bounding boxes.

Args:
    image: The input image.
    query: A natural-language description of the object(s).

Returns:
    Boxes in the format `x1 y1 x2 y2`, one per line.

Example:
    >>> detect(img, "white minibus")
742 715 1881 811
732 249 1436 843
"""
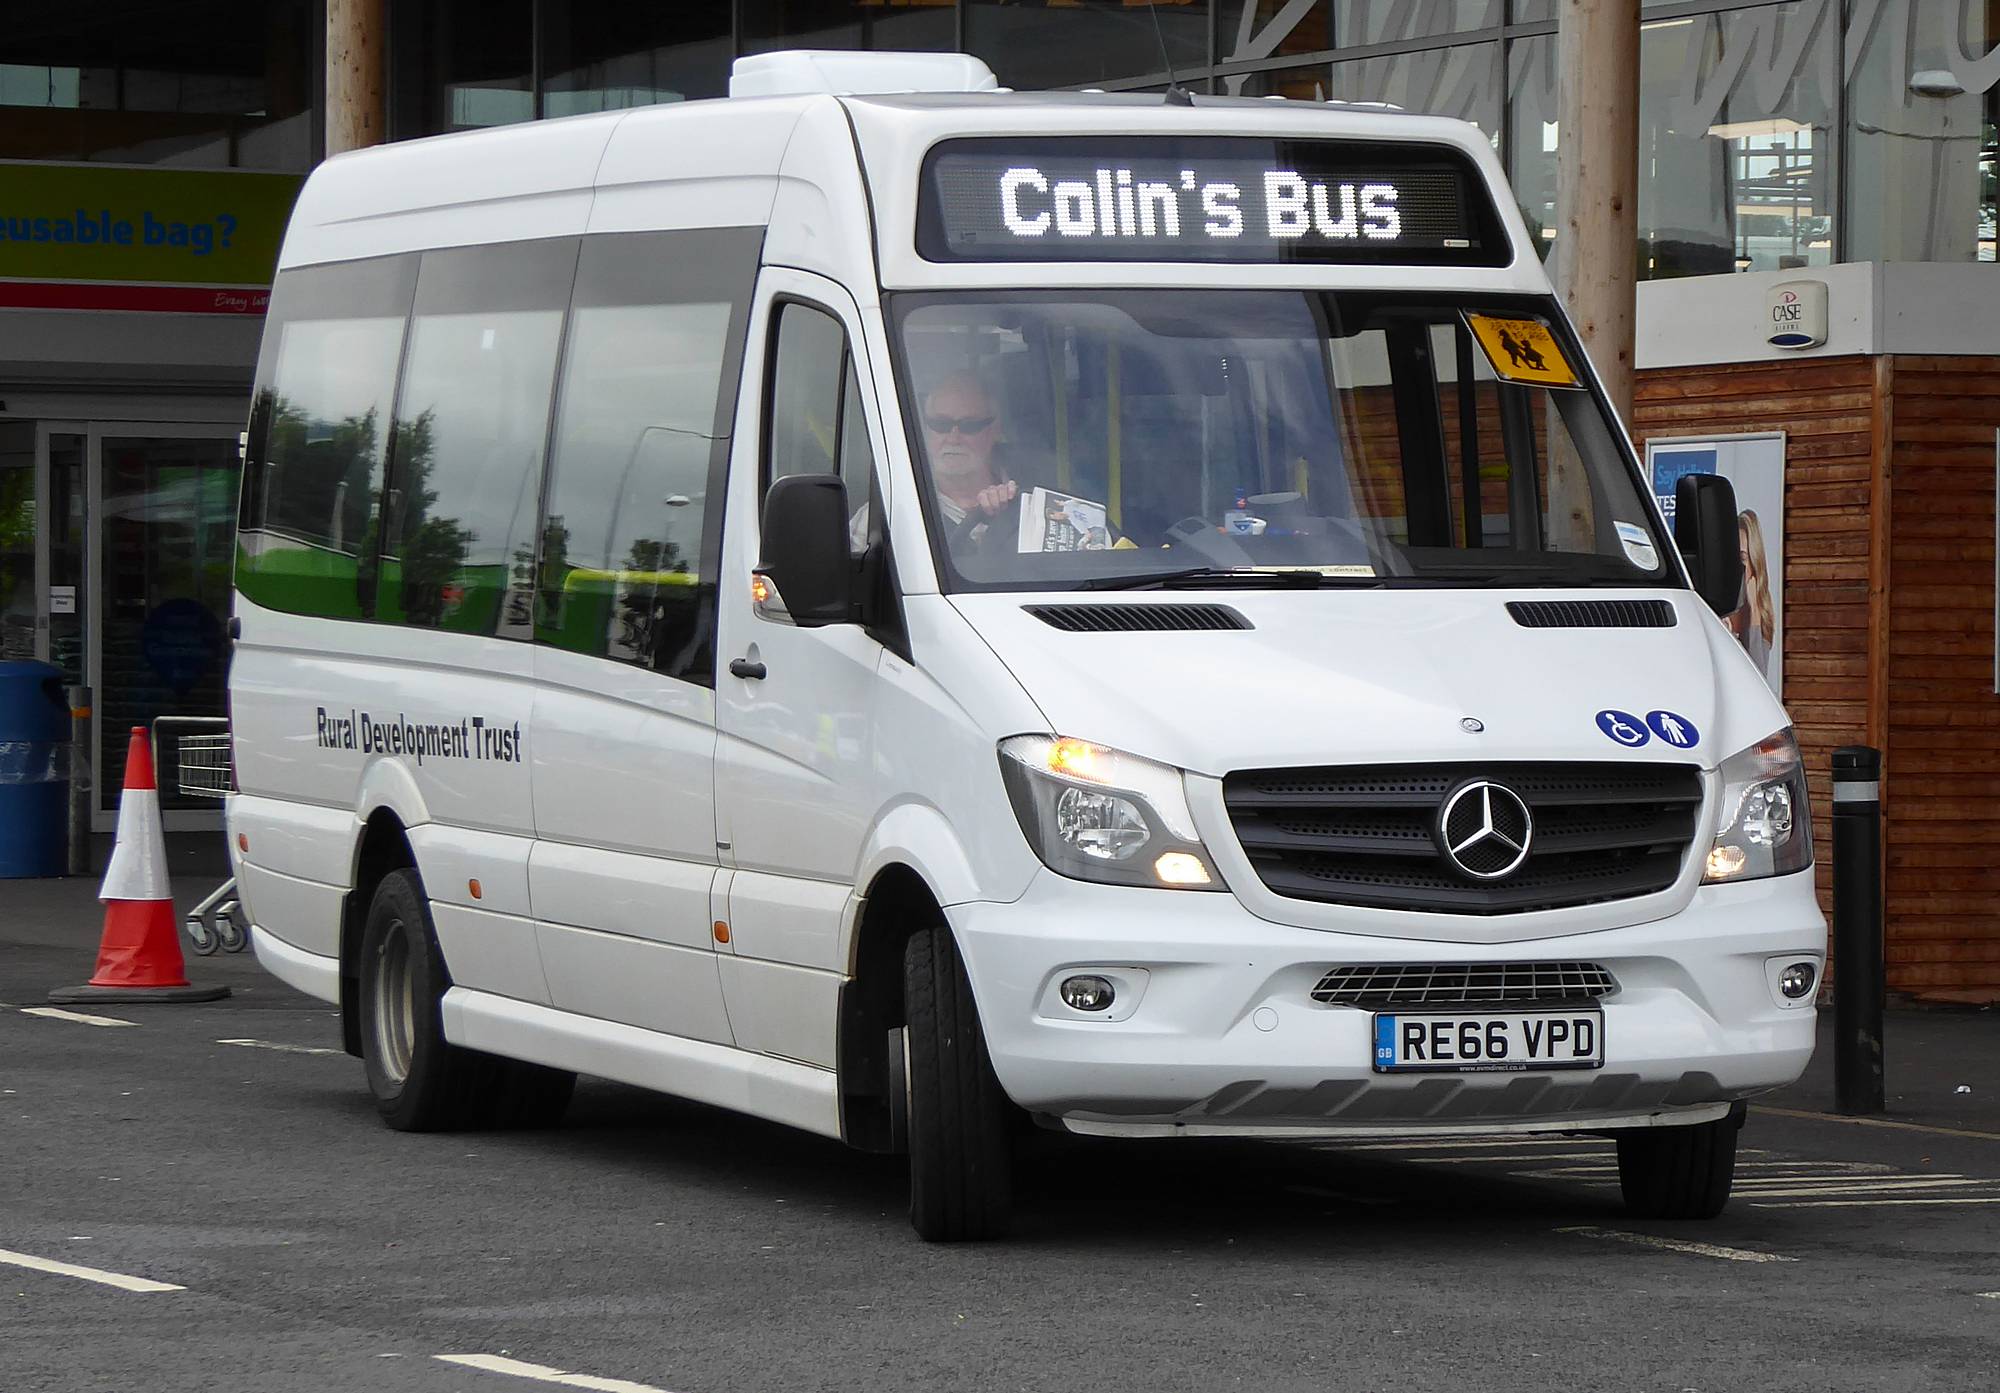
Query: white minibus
228 50 1823 1241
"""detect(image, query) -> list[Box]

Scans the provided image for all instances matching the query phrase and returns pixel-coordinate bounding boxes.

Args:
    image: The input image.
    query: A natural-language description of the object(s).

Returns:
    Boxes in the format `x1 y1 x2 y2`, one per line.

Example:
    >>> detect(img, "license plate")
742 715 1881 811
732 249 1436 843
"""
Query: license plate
1372 1011 1605 1074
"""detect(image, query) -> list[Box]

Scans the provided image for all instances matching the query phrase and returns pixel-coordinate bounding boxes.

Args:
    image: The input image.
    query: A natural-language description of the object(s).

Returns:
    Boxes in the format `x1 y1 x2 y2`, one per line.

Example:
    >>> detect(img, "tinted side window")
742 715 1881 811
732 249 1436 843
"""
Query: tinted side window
237 255 416 619
380 239 576 635
767 301 876 557
536 229 759 683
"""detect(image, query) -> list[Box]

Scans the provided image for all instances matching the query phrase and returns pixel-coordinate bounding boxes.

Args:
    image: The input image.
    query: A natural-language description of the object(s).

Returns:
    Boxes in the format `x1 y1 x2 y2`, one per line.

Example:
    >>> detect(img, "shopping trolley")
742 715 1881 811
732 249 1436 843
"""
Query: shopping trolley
153 716 244 956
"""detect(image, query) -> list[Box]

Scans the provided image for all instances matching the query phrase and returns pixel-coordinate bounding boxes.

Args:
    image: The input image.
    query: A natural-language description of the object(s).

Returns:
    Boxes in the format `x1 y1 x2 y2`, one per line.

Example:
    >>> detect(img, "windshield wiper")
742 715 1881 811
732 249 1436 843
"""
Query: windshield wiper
1074 567 1380 592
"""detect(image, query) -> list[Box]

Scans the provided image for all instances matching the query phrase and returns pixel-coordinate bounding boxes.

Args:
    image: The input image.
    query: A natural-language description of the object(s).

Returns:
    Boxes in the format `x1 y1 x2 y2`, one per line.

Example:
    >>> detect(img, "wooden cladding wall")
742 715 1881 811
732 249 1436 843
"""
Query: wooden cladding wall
1631 355 1880 962
1884 356 2000 998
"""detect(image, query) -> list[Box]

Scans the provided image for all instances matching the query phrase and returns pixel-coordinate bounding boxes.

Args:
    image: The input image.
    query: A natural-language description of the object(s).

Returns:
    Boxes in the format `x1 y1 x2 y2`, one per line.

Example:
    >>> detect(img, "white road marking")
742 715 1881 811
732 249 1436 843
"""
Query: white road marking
435 1353 678 1393
1752 1197 2000 1209
216 1038 344 1057
20 1007 137 1028
1977 1292 2000 1300
0 1248 184 1292
1728 1178 1992 1198
1555 1226 1796 1263
1752 1106 2000 1144
1407 1151 1615 1165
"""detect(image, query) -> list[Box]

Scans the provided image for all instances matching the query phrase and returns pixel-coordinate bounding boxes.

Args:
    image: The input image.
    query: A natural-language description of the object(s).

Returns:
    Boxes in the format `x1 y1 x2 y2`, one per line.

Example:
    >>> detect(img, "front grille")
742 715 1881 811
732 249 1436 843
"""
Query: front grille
1311 961 1618 1007
1223 761 1703 915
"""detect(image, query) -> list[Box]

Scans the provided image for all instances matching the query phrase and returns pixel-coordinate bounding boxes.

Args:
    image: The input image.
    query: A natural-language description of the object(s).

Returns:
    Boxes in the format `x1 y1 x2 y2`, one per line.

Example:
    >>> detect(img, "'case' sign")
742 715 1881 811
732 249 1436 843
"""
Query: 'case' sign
1767 280 1828 350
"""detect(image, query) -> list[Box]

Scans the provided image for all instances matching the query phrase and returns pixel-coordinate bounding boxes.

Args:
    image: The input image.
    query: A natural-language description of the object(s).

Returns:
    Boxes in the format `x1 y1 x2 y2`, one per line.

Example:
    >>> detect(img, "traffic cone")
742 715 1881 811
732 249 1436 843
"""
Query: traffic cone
49 727 229 1005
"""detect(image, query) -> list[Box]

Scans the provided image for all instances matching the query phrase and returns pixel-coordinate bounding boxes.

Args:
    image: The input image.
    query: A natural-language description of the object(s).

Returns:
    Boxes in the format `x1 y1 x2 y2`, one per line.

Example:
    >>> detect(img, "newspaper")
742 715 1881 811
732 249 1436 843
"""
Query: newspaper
1016 486 1113 553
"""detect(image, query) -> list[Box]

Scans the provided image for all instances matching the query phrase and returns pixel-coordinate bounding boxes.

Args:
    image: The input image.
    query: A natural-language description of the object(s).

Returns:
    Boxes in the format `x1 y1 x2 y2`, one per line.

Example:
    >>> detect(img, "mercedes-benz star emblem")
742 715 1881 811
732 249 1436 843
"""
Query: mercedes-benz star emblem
1438 780 1534 880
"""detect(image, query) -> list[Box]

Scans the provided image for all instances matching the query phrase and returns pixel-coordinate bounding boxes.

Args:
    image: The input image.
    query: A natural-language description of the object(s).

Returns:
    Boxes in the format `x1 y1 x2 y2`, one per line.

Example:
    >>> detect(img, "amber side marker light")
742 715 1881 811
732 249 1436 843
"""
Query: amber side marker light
236 833 248 853
713 920 731 944
468 879 483 901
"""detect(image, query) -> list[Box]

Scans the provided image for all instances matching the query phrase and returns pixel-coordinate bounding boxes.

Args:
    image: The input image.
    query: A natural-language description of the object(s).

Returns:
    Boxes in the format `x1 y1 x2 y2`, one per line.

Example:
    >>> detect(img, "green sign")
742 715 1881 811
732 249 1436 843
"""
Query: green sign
0 162 302 286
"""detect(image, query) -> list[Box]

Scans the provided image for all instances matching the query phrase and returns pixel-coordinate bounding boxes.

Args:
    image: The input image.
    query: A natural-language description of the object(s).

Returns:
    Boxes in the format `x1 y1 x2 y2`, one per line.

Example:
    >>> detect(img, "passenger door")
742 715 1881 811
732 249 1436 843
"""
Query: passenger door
713 271 893 1068
527 230 760 1046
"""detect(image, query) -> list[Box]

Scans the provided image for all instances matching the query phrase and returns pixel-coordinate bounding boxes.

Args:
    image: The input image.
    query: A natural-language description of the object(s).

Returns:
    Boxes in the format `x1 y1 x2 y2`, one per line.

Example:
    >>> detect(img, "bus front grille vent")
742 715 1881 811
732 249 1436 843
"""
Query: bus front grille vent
1024 603 1252 633
1310 961 1618 1008
1222 761 1703 915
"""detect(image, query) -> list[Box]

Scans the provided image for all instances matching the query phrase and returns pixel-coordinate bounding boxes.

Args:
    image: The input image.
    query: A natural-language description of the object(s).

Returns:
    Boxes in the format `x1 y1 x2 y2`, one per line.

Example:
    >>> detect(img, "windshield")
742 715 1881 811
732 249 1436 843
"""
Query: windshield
887 291 1675 593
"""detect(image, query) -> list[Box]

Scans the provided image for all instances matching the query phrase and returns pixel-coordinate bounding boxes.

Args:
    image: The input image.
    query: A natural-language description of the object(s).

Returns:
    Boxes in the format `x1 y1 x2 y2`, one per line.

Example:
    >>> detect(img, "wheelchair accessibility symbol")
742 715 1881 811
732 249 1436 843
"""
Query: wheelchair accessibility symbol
1646 710 1700 748
1595 709 1650 747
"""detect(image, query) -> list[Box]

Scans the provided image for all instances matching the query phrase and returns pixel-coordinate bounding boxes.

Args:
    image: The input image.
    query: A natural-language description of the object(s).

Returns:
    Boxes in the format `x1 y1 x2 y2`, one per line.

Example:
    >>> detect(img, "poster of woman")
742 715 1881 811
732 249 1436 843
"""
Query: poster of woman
1646 434 1786 698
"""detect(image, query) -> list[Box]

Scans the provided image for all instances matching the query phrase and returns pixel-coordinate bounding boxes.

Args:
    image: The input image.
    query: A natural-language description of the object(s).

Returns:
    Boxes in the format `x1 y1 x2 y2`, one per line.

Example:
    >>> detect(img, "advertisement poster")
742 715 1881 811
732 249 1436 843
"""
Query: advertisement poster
1647 433 1786 697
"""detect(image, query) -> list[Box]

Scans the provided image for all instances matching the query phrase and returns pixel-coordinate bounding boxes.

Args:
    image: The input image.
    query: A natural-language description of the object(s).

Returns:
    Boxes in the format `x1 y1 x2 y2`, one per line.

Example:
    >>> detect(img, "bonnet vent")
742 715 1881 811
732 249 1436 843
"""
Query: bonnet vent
1506 599 1676 629
1025 603 1252 633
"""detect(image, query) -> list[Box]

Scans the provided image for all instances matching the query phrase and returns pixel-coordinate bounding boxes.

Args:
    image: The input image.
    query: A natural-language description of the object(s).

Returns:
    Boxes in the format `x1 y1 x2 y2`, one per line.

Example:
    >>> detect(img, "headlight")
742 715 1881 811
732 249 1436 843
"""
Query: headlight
999 735 1223 890
1704 726 1813 883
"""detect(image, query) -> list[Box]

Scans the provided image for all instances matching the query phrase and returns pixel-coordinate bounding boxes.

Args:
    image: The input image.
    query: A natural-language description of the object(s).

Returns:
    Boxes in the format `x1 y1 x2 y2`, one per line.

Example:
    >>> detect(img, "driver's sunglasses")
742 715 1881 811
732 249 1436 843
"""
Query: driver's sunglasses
923 413 995 436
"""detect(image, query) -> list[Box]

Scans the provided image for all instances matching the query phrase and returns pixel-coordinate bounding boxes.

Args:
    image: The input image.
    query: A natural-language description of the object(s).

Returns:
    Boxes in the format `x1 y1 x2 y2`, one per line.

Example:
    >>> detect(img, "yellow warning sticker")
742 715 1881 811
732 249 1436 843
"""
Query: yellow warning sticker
1464 314 1581 389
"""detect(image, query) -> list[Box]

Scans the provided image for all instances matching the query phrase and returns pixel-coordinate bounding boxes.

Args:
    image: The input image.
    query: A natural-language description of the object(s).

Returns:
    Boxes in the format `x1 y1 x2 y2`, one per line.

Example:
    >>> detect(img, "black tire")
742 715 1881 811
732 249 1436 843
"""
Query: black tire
1615 1105 1743 1220
903 926 1014 1242
357 868 576 1131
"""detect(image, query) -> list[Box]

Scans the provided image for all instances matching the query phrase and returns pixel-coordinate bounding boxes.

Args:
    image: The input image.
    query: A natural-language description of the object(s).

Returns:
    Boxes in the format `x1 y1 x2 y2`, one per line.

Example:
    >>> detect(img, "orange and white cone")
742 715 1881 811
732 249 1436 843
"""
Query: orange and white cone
49 726 229 1005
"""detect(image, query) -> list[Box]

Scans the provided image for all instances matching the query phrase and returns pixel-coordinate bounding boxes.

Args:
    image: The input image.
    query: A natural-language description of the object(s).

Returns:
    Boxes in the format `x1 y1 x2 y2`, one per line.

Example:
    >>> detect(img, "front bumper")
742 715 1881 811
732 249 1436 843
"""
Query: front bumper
948 869 1823 1135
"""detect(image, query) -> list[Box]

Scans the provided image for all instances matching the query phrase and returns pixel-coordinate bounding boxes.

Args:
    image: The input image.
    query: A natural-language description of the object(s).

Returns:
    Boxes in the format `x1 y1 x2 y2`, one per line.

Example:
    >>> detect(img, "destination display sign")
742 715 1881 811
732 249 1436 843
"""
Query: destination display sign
916 137 1504 265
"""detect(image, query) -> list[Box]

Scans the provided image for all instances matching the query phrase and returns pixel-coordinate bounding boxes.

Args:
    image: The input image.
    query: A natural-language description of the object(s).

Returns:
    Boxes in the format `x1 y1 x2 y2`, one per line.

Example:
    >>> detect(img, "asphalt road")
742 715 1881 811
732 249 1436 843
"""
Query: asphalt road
4 908 1997 1393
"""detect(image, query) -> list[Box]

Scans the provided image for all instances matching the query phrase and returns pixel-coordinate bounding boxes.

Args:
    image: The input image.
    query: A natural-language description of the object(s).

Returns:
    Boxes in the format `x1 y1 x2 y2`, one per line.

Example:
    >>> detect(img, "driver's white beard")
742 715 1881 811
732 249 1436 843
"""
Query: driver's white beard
933 451 986 495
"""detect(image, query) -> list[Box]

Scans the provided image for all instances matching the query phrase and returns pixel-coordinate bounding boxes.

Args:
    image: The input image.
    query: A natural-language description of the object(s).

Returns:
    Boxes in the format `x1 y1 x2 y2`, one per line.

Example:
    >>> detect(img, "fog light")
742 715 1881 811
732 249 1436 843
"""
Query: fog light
1780 961 1817 999
1706 845 1748 880
1060 975 1115 1012
1153 850 1212 886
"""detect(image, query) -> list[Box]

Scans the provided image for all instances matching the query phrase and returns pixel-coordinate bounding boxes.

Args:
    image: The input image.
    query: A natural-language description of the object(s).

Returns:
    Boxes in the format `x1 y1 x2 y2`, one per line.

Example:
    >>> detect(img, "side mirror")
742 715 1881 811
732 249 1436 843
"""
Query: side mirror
1674 472 1743 618
757 473 853 626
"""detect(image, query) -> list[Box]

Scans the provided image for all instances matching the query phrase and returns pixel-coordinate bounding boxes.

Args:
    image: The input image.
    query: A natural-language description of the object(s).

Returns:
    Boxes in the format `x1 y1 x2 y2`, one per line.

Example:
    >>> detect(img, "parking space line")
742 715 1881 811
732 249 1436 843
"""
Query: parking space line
435 1353 680 1393
1730 1177 1989 1196
0 1248 184 1292
1406 1150 1614 1165
216 1038 345 1057
19 1007 137 1028
1554 1226 1796 1263
1752 1197 2000 1209
1752 1106 2000 1144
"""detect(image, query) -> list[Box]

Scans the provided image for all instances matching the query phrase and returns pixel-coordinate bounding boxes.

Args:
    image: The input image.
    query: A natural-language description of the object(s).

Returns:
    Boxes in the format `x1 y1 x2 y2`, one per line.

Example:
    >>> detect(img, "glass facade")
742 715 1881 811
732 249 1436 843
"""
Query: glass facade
0 0 315 169
374 0 1999 279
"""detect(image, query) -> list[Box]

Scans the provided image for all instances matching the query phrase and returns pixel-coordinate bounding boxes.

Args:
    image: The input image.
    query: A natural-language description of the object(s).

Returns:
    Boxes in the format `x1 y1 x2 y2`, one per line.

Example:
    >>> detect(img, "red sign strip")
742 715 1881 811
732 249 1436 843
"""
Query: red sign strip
0 280 270 314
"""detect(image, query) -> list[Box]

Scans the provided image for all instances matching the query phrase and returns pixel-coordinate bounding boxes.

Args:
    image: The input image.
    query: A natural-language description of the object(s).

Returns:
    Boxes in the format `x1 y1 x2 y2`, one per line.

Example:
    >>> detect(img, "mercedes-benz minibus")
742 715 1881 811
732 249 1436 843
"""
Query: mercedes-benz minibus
227 50 1823 1241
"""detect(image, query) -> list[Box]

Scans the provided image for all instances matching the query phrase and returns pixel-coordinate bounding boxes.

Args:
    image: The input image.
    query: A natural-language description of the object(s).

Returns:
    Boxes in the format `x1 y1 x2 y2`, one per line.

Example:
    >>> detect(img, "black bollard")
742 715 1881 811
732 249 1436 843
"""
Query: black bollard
1831 746 1885 1116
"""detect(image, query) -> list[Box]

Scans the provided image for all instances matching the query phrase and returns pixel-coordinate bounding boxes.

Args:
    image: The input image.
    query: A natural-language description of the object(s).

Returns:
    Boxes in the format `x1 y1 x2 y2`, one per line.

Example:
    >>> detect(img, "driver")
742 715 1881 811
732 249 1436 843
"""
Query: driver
918 373 1018 549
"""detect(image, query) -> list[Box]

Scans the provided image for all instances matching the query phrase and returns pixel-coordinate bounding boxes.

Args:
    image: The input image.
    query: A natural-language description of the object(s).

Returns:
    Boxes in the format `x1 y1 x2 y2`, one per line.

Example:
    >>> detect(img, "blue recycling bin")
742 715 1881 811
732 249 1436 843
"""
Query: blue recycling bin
0 660 71 877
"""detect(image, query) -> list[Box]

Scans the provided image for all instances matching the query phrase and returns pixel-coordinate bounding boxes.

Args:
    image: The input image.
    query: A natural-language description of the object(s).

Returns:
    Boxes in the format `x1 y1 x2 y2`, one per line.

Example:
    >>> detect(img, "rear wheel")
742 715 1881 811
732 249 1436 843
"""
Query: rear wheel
1615 1104 1743 1219
358 869 574 1131
902 925 1014 1242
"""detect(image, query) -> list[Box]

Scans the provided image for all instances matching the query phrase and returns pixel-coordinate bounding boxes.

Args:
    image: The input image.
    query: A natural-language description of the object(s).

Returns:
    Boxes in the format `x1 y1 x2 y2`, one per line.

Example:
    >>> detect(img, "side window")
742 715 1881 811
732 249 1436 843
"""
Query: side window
237 255 416 619
379 239 575 636
537 229 758 683
767 301 877 557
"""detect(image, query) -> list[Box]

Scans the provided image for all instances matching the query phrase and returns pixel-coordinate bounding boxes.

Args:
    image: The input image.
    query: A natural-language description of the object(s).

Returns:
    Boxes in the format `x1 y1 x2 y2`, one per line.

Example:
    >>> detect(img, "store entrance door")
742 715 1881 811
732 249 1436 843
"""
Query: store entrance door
91 425 241 828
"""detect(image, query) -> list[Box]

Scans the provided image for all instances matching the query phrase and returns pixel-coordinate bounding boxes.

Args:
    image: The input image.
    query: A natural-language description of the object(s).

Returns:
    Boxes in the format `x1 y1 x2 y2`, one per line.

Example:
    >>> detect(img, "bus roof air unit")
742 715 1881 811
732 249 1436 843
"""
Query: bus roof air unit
729 50 1001 99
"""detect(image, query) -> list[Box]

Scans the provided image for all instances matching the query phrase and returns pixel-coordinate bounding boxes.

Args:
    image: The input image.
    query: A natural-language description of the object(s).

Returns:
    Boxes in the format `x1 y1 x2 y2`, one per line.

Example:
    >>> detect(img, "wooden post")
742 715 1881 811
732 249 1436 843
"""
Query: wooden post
1555 0 1640 420
327 0 387 156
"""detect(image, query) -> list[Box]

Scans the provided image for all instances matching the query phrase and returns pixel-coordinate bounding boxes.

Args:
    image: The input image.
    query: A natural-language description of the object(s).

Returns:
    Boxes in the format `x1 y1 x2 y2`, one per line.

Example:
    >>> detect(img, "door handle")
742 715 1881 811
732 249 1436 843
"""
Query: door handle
728 657 767 681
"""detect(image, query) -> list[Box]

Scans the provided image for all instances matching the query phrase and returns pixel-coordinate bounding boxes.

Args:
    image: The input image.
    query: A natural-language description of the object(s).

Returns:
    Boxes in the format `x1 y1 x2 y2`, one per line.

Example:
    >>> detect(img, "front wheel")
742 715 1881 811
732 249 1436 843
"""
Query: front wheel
902 925 1014 1242
1615 1104 1744 1220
